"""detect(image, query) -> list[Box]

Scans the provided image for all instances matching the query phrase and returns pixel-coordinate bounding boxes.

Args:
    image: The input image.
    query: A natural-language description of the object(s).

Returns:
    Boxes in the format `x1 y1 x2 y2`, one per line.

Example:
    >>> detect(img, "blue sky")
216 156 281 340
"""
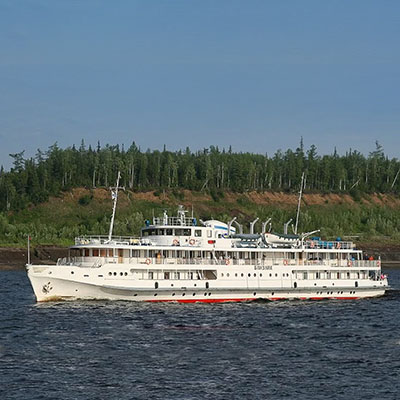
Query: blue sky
1 0 399 169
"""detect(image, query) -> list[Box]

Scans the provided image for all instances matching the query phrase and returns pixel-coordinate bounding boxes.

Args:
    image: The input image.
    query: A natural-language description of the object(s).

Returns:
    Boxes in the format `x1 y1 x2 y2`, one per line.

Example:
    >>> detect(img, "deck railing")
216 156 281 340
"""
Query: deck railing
304 240 354 250
57 256 380 269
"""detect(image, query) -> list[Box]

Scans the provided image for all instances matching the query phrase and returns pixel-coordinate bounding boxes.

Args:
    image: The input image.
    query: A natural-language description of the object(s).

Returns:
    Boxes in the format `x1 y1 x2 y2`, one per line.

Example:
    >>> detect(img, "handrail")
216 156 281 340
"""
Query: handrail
57 256 380 269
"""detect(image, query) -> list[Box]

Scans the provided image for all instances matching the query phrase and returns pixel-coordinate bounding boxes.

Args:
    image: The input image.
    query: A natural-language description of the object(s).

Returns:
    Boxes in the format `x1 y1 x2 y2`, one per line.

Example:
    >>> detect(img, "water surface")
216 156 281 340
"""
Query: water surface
1 268 399 399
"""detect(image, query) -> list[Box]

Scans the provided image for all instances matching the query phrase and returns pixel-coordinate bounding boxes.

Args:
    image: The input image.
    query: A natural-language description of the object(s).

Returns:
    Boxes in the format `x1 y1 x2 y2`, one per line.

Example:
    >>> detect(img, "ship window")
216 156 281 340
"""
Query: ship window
85 249 90 257
195 230 202 237
149 271 153 279
93 249 99 257
175 229 183 236
183 229 191 236
347 272 350 279
166 229 173 235
164 272 170 280
303 272 308 279
207 230 212 238
174 272 180 279
316 272 320 279
100 249 106 257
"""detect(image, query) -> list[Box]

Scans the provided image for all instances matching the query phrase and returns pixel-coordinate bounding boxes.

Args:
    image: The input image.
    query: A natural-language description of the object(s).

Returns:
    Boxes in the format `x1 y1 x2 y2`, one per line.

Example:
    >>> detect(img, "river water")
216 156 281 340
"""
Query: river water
1 268 400 400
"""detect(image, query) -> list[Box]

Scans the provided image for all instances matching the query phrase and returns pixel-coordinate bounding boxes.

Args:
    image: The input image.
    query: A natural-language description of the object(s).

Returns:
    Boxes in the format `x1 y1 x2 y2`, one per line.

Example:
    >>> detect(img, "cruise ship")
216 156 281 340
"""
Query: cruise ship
26 204 388 302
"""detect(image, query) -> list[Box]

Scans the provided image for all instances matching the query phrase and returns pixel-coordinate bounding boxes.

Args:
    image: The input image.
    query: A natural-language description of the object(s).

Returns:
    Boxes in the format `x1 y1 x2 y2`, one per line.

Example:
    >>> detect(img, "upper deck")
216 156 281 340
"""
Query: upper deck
73 206 358 253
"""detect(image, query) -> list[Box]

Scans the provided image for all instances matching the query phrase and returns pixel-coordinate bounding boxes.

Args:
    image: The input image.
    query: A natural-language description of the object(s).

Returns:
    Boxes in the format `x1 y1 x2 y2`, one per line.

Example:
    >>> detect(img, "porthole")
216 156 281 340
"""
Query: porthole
272 292 275 296
235 273 238 277
124 272 128 276
113 272 117 276
260 274 262 277
253 292 256 296
120 272 123 276
134 294 137 296
172 293 175 296
154 293 157 296
275 273 278 277
227 273 230 277
193 293 196 296
204 293 207 296
71 271 75 275
241 273 244 277
269 273 272 277
221 273 224 277
254 273 256 277
208 293 211 296
248 273 251 277
182 293 186 296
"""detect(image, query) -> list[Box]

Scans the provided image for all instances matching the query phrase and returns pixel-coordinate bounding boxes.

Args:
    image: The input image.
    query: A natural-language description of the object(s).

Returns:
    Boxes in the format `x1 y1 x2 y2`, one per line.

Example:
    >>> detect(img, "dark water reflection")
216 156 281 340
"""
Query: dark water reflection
1 269 399 399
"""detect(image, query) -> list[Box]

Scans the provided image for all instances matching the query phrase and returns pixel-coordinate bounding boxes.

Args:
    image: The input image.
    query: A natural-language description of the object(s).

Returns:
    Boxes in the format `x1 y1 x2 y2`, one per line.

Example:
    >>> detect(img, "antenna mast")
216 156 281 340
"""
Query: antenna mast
294 172 305 235
108 171 124 241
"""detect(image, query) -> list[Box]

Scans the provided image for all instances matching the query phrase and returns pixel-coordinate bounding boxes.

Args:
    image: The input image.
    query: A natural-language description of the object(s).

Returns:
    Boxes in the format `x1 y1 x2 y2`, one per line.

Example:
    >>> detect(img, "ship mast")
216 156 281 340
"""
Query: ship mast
108 171 124 241
294 172 305 235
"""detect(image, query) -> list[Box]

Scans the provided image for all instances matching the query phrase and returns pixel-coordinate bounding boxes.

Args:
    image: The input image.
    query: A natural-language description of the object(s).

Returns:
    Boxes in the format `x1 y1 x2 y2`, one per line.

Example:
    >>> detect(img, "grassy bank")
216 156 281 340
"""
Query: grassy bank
1 188 400 246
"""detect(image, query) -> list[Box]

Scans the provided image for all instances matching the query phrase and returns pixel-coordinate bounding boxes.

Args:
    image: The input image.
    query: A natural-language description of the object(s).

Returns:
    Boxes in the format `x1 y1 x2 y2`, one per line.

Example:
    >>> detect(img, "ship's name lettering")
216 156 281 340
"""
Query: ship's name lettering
254 265 272 270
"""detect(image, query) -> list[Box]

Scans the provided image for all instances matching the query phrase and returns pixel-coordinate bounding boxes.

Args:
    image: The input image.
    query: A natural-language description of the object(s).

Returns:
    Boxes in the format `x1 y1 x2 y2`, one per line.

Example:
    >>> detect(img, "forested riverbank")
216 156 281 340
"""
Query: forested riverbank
1 142 400 247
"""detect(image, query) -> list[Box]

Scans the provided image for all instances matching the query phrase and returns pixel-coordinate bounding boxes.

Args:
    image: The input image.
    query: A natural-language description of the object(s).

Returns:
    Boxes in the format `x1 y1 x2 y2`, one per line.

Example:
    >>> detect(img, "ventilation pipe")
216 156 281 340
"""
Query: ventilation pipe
227 217 237 237
262 218 272 234
284 219 292 235
233 220 243 234
249 218 259 234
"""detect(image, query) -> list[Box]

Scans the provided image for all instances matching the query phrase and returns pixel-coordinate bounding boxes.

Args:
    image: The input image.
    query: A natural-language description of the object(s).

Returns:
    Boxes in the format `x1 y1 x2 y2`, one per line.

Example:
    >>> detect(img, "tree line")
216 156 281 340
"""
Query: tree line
1 140 399 212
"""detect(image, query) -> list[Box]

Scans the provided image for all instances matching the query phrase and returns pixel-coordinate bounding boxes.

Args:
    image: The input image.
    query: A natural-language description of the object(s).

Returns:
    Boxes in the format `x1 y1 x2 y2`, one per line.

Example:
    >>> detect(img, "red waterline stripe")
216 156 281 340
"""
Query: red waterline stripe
147 296 360 303
333 297 360 300
147 298 257 303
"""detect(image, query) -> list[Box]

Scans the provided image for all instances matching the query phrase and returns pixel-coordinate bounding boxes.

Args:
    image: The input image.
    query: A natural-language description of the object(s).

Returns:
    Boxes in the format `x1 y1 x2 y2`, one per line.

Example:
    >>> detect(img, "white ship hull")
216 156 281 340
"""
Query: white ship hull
27 263 388 303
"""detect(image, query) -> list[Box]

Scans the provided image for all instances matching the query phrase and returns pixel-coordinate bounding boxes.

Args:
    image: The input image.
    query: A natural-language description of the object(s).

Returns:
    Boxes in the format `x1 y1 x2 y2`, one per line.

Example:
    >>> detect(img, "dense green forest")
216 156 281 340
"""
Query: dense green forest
1 140 399 212
1 141 400 246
